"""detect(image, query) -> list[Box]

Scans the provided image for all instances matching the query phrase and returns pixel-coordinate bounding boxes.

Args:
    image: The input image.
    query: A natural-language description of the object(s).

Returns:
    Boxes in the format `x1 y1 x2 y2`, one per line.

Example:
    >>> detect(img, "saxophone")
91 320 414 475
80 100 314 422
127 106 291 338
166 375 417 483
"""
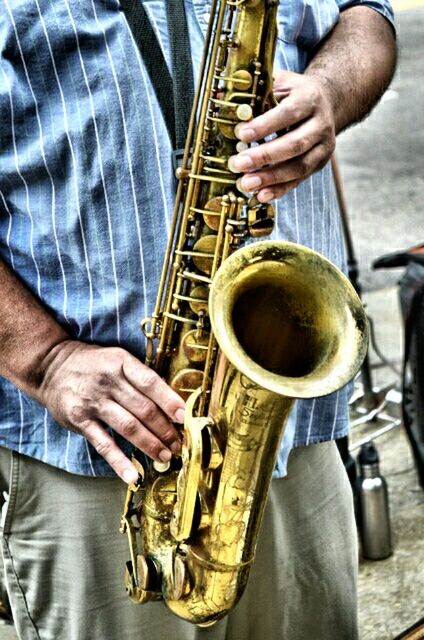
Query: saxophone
120 0 368 626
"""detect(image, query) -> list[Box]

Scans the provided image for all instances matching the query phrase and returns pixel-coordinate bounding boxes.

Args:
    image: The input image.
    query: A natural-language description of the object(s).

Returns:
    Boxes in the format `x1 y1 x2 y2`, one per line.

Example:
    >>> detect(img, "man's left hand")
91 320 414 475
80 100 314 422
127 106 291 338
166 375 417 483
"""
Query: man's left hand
228 70 336 202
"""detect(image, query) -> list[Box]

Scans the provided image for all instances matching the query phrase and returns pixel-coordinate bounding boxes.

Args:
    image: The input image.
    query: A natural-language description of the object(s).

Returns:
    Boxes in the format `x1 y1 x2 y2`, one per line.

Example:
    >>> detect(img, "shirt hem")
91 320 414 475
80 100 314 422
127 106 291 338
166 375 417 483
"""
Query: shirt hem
292 424 349 448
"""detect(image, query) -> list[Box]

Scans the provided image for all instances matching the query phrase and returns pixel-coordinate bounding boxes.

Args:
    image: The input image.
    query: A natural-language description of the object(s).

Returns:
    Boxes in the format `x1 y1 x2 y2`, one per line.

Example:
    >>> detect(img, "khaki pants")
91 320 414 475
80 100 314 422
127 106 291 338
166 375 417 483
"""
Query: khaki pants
0 441 358 640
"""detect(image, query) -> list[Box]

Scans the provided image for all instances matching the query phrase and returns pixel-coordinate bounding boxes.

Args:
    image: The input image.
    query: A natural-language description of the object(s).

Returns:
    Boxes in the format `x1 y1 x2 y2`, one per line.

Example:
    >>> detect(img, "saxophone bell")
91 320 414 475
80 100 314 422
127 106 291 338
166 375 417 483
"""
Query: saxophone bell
209 240 368 400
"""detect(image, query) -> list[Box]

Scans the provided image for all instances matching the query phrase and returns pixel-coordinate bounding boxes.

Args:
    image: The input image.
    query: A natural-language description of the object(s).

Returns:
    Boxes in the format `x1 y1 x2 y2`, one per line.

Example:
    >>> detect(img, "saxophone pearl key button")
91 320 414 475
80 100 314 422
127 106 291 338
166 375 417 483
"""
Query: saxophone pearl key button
236 104 253 122
236 141 249 153
153 460 171 473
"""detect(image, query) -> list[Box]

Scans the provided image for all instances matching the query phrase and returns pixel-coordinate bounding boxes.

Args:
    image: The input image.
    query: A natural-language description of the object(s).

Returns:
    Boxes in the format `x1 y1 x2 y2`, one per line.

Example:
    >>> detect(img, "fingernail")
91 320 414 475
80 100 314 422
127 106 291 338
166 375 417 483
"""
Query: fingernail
258 189 275 203
236 177 247 194
228 154 254 173
123 468 138 485
241 175 262 191
159 449 172 462
170 440 182 454
235 124 256 142
175 408 185 423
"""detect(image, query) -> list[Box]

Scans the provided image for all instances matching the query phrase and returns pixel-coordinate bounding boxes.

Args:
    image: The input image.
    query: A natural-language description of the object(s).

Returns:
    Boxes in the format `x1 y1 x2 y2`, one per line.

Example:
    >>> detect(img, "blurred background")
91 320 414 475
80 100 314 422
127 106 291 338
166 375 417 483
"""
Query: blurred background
336 1 424 638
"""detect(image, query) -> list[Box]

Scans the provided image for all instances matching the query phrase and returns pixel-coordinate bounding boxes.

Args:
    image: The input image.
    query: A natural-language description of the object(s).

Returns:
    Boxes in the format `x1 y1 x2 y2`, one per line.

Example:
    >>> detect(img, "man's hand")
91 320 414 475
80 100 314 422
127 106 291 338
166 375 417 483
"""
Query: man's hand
228 70 336 203
0 260 186 484
228 6 396 202
37 340 185 484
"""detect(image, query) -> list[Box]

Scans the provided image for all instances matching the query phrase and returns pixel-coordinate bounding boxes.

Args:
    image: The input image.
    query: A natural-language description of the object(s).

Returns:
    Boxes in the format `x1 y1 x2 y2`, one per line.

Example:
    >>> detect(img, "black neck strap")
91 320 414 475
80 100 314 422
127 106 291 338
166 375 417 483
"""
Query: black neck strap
120 0 195 151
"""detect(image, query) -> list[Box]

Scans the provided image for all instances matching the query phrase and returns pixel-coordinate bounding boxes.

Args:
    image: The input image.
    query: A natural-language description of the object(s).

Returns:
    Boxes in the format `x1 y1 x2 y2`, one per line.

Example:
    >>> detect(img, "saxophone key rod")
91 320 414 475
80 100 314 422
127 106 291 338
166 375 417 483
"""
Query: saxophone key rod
188 173 237 185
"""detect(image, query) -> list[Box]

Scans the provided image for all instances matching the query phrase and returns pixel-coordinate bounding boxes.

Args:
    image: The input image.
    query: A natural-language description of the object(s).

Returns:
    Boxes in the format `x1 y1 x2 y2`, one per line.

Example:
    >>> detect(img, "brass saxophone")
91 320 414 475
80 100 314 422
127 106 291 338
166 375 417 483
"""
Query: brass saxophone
120 0 368 626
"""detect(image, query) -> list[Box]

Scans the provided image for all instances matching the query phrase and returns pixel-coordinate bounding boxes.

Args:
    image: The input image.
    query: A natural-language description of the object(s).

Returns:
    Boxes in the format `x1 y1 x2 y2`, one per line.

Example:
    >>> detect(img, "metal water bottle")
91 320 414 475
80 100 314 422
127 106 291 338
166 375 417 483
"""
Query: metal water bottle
357 441 392 560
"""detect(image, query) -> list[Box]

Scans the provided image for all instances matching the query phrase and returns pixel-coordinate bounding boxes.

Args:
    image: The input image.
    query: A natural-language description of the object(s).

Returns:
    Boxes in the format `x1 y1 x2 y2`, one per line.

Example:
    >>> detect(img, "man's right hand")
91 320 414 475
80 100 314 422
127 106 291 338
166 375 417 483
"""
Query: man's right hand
37 340 185 484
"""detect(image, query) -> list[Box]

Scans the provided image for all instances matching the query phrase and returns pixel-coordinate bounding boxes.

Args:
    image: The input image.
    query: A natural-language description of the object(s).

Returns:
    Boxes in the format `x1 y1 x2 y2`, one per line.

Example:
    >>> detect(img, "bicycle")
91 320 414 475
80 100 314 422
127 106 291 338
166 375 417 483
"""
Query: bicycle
373 243 424 489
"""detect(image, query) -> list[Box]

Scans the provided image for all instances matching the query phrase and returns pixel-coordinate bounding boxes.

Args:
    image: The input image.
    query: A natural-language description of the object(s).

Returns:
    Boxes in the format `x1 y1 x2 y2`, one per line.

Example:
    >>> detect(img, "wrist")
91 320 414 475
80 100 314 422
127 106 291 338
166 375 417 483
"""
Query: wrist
1 330 71 402
32 337 79 404
304 7 396 135
304 69 343 134
0 258 72 400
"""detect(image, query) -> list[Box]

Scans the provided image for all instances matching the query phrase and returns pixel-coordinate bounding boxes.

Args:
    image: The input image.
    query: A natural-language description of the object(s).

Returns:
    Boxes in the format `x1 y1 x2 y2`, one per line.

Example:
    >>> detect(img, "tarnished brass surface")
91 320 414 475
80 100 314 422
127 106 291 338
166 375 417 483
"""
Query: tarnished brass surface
120 0 368 626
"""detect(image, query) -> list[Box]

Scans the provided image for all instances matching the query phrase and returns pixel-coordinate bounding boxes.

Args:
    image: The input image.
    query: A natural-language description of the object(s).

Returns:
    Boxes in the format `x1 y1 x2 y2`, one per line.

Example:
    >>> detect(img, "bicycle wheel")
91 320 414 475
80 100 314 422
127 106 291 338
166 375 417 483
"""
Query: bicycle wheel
402 289 424 489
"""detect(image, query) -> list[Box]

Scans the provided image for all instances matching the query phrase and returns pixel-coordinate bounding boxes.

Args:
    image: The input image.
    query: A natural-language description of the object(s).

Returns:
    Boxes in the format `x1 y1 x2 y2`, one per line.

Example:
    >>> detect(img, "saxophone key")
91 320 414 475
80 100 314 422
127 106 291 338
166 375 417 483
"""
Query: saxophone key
236 103 253 122
188 285 209 315
192 235 217 275
175 167 190 181
182 330 210 364
172 288 208 314
136 555 163 601
124 556 161 604
171 369 205 401
236 141 249 153
168 555 190 601
153 460 171 473
201 426 223 471
219 69 253 91
247 202 275 237
163 311 197 325
202 195 230 231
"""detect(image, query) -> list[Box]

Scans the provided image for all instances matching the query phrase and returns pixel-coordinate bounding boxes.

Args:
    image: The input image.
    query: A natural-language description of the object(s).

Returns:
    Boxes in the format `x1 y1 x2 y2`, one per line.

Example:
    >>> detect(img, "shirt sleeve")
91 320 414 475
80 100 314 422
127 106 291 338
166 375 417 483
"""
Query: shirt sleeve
336 0 396 32
289 0 396 52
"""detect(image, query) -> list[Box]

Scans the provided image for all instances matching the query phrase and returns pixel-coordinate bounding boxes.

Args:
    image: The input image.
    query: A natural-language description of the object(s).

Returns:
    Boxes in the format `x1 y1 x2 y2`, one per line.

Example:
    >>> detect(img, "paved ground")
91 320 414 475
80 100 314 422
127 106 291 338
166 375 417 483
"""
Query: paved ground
0 622 16 640
337 4 424 639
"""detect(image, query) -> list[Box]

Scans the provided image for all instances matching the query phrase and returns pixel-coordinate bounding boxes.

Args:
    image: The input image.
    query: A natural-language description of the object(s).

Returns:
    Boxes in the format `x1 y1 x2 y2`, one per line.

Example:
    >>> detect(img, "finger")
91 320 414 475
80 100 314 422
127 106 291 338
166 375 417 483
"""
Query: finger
256 178 302 204
122 355 185 423
239 143 328 193
82 420 139 484
229 119 323 174
111 380 181 453
255 143 329 202
100 400 174 463
234 94 314 143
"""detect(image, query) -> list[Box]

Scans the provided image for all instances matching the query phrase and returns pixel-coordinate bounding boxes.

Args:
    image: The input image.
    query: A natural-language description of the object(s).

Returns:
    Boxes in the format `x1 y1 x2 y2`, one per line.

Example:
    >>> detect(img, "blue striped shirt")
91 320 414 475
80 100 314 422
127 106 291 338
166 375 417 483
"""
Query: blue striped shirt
0 0 394 477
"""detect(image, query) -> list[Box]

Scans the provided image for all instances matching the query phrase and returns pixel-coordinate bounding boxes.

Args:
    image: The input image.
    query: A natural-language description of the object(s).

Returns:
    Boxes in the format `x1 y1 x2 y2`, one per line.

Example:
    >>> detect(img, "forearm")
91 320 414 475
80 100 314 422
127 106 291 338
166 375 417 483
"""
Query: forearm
0 257 184 480
0 259 69 398
305 6 397 134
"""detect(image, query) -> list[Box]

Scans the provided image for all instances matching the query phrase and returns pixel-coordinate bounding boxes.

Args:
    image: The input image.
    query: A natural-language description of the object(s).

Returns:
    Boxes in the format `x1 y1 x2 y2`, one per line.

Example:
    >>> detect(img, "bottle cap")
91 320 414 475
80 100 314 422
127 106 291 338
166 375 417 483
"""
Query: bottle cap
358 441 379 466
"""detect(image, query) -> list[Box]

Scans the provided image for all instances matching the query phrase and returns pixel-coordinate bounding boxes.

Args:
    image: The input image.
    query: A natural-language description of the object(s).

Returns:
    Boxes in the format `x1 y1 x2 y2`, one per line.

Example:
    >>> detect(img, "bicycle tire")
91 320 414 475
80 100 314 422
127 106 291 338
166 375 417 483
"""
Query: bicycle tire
402 286 424 489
